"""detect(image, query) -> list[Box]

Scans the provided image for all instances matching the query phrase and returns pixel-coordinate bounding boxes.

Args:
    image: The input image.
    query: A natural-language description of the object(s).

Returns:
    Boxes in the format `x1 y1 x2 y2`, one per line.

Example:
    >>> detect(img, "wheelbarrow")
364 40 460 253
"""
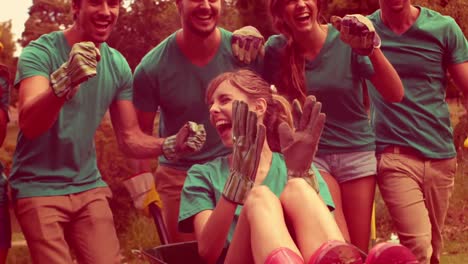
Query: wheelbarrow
133 203 204 264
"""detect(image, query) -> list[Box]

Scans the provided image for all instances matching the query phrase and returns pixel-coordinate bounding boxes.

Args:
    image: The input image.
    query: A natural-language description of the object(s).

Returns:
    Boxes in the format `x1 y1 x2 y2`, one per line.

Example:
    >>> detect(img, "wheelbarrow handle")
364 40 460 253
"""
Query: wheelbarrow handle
149 202 170 245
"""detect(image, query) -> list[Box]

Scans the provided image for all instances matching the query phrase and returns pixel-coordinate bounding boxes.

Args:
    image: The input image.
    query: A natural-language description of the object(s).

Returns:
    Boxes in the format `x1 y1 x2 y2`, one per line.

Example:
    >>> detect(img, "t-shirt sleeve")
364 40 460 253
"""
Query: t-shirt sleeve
444 18 468 65
114 55 133 101
313 165 335 211
15 42 52 87
352 52 375 80
178 164 216 233
133 64 160 112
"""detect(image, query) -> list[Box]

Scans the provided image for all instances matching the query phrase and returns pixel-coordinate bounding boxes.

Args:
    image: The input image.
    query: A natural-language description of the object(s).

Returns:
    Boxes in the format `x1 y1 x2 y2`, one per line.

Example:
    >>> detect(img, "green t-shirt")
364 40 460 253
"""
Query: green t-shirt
367 7 468 159
178 152 334 244
264 25 376 155
134 28 259 170
11 31 133 199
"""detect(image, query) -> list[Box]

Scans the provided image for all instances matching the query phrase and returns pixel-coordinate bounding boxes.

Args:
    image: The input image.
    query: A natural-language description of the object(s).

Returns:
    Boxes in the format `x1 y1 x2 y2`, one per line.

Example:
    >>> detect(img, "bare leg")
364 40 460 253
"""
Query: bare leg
226 186 302 264
341 175 376 253
280 178 344 262
319 170 350 242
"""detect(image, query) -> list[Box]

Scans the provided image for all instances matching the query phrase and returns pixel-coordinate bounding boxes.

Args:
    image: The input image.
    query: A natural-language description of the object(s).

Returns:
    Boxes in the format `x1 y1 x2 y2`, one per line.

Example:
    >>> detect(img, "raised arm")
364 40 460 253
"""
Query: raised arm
18 76 66 139
367 49 404 102
195 101 265 263
331 14 404 102
18 42 100 139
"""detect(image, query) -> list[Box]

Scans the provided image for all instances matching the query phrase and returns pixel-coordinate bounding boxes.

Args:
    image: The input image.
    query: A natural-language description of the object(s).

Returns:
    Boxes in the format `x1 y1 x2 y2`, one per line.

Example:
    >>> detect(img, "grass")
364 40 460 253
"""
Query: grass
2 104 468 263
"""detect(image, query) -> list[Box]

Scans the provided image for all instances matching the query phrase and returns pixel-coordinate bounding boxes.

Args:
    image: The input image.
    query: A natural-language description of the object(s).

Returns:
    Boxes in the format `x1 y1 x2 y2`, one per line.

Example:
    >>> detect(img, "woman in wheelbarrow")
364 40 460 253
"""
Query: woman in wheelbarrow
178 69 417 264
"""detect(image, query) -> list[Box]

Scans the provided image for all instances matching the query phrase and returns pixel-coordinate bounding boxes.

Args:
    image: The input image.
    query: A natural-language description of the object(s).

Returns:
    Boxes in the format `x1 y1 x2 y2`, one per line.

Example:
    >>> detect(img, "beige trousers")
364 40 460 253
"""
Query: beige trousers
377 150 456 264
14 187 120 264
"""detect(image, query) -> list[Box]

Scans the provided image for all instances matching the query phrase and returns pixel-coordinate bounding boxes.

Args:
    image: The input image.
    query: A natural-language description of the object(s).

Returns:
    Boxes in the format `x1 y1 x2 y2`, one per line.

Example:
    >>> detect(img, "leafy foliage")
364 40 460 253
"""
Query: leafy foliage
20 0 73 47
0 20 17 67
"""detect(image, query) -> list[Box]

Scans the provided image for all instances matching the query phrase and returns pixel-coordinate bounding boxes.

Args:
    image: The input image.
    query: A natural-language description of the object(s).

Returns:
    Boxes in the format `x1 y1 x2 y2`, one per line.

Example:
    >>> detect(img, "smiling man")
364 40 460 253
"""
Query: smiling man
11 0 177 263
132 0 262 243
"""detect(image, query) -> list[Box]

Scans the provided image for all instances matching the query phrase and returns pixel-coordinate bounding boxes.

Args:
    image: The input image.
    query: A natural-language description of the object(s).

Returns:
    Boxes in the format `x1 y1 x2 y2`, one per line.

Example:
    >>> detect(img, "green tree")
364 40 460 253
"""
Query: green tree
0 20 18 105
108 0 180 70
20 0 73 47
0 20 17 67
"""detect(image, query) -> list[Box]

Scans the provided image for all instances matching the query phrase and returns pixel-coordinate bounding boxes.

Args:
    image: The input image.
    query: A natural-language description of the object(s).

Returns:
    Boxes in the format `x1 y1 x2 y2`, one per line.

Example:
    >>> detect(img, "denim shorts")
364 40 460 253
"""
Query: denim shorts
314 151 377 183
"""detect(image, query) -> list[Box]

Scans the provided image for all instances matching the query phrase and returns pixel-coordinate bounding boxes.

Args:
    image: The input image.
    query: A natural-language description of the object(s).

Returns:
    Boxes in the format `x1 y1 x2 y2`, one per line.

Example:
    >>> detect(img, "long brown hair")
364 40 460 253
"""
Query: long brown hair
206 69 293 152
268 0 323 104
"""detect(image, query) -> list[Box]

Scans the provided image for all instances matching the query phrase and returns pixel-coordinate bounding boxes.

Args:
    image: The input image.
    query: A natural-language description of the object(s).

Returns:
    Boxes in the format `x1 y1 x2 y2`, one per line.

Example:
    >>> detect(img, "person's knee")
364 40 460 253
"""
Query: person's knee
244 186 277 212
280 178 314 204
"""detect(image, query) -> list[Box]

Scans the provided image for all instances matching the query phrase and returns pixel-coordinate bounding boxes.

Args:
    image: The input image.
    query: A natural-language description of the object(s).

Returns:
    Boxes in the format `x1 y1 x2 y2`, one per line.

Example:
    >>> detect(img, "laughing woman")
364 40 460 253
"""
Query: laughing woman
178 69 361 264
264 0 404 252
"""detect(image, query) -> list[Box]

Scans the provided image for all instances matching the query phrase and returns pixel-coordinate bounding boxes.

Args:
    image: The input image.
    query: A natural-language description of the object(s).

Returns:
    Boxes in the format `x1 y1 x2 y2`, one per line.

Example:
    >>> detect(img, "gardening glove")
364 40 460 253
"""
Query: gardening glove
162 121 206 161
278 96 326 192
223 100 266 204
123 172 161 215
232 26 265 64
50 41 101 99
331 14 381 56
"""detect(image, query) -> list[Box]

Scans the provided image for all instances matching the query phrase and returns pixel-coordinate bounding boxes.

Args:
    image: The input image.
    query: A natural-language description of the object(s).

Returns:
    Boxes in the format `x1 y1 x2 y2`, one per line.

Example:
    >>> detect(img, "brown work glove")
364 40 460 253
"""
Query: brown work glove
278 96 326 192
331 14 381 56
223 100 266 204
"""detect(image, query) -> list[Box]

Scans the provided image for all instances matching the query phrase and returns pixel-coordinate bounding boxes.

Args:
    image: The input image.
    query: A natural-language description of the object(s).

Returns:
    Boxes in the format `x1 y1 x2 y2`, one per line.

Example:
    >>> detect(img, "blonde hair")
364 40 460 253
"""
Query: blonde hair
268 0 324 104
206 69 292 152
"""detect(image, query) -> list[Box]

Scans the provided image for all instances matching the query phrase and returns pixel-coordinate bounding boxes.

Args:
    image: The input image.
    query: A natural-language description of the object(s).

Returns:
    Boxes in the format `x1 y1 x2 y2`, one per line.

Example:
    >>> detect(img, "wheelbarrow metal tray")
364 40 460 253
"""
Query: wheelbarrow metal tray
142 241 205 264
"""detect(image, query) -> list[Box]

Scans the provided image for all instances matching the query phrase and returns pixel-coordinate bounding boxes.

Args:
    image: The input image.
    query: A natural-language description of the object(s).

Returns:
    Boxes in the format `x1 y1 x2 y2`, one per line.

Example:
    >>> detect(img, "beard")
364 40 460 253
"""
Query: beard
186 21 217 38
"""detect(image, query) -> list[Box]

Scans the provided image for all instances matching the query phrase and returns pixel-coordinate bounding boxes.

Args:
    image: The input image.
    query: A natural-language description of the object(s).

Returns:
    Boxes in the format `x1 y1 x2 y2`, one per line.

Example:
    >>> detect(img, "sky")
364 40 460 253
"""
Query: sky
0 0 32 56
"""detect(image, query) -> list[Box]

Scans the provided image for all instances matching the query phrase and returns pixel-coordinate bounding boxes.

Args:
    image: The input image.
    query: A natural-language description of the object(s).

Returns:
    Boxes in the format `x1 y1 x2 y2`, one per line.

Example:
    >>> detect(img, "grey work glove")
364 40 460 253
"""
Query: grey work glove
50 41 101 99
223 100 266 204
232 26 265 64
162 121 206 161
278 96 326 192
331 14 381 56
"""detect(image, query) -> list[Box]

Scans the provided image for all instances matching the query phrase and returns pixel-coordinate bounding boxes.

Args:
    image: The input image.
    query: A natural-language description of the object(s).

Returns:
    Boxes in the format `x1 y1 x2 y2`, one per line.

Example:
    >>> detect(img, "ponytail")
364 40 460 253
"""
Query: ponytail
264 93 293 152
